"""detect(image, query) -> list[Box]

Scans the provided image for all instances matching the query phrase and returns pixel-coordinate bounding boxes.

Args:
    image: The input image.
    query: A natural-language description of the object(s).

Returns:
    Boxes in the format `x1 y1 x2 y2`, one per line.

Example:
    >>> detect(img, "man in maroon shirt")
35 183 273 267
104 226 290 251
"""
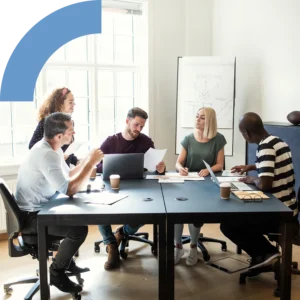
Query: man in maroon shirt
97 107 166 269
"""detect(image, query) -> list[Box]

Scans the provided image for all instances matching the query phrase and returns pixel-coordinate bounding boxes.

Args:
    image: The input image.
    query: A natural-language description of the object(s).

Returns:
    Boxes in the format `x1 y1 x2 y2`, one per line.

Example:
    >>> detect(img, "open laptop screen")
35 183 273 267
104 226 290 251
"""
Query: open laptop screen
102 153 144 180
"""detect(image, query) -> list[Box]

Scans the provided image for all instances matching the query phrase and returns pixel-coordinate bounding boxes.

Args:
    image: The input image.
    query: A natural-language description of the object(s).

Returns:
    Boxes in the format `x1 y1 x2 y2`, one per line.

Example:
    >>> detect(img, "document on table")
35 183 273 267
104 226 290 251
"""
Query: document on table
222 170 245 177
82 191 128 205
165 172 204 181
144 148 167 171
217 176 245 182
158 178 184 183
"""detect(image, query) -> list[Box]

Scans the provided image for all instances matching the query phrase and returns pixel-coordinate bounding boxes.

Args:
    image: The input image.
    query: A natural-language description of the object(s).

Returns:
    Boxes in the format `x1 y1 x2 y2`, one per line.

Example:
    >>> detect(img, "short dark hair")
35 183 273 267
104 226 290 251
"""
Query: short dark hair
127 107 148 120
44 112 72 139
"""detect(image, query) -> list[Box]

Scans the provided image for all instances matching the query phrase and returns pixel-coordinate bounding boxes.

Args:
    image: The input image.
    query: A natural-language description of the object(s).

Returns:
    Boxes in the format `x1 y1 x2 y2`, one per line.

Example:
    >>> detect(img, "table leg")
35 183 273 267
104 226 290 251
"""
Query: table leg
38 222 50 300
280 222 292 300
158 220 167 300
166 220 174 300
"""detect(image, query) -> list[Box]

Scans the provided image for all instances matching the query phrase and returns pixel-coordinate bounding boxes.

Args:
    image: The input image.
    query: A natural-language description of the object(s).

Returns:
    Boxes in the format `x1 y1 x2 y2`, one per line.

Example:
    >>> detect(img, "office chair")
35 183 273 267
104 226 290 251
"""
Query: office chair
0 178 86 300
94 225 158 258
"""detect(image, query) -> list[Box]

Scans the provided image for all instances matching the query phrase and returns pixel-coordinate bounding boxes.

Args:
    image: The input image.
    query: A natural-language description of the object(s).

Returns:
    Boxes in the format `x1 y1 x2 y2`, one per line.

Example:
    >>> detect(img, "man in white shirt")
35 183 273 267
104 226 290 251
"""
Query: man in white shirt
16 112 103 294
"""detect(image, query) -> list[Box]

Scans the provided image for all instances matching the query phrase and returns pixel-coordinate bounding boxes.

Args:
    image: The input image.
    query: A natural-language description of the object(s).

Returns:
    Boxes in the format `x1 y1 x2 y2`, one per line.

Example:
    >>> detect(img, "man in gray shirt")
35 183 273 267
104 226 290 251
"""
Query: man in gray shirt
16 112 103 295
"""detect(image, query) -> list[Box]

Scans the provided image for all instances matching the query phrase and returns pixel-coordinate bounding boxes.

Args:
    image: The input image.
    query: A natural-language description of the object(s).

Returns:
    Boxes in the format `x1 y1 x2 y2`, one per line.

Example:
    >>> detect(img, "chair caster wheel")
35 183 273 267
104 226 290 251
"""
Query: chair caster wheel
71 292 81 300
222 245 227 251
274 287 280 297
292 261 298 269
151 246 157 256
94 245 100 253
120 250 128 259
76 275 84 286
144 233 149 239
4 287 13 295
203 254 210 261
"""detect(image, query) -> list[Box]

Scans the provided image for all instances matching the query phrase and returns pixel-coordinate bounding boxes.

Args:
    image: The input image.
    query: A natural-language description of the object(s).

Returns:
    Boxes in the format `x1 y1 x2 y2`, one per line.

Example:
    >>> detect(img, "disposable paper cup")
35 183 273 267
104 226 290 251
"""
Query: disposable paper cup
220 182 231 199
110 174 120 190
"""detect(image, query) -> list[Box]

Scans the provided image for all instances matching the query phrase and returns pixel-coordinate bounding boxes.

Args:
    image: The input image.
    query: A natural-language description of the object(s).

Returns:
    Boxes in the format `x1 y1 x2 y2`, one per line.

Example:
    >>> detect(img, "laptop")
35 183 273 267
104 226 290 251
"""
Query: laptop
102 153 144 180
203 160 252 191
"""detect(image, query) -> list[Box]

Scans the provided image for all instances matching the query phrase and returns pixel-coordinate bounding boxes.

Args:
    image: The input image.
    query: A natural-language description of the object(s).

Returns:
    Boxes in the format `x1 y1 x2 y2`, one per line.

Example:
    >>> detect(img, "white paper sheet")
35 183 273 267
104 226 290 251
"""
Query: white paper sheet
222 170 244 177
82 191 128 205
165 172 204 180
64 142 84 155
158 178 184 183
144 148 167 171
216 176 245 182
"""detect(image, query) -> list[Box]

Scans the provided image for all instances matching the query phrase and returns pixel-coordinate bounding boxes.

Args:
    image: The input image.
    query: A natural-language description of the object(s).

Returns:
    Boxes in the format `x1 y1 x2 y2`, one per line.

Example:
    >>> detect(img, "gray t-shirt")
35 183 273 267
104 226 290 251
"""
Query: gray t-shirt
181 132 227 172
16 139 70 212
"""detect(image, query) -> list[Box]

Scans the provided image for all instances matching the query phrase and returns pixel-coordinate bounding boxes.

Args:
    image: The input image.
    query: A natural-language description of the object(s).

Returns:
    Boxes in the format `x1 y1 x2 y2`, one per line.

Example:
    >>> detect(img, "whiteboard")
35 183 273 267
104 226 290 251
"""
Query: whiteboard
176 57 236 156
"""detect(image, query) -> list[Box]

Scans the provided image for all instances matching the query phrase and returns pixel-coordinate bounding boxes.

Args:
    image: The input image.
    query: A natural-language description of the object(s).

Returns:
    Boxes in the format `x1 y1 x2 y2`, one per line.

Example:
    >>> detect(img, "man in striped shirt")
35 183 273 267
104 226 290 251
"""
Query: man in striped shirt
220 112 299 270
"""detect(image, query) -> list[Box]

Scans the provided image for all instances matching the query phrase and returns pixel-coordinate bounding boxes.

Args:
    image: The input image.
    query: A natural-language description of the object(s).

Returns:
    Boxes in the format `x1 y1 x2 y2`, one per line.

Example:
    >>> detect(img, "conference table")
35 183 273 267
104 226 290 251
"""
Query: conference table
162 178 294 300
37 176 294 300
37 179 167 300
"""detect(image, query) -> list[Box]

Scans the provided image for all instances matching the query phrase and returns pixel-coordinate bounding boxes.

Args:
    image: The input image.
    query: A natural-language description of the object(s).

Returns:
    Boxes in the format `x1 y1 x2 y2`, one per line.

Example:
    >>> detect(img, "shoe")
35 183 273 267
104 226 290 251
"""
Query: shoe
104 243 120 270
186 247 198 266
114 226 125 246
248 252 281 270
174 247 184 265
66 258 90 274
50 265 82 293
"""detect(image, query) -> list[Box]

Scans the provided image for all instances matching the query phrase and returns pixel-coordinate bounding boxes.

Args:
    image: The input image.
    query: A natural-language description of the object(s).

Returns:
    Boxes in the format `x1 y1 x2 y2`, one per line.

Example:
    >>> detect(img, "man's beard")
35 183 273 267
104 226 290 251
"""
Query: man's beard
127 127 140 139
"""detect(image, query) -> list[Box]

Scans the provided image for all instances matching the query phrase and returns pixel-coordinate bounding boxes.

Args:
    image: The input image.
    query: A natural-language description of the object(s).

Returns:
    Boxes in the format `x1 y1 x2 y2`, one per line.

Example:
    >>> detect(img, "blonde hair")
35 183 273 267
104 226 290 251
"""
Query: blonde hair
198 107 218 139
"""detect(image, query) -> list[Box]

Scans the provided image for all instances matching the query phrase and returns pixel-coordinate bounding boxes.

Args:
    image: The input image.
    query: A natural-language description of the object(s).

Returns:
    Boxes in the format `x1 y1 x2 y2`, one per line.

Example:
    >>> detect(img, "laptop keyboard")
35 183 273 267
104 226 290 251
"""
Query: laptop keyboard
230 182 238 190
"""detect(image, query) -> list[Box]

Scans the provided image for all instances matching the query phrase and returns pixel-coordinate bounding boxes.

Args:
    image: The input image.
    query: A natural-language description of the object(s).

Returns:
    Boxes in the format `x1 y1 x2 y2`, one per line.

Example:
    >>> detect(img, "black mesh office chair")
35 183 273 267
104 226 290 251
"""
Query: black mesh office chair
94 225 157 258
0 178 86 300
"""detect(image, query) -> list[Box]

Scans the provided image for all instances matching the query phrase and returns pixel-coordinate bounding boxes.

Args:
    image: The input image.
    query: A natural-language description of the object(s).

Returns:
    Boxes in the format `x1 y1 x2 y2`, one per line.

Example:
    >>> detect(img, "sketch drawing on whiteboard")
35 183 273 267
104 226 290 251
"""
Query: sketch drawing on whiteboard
180 71 234 129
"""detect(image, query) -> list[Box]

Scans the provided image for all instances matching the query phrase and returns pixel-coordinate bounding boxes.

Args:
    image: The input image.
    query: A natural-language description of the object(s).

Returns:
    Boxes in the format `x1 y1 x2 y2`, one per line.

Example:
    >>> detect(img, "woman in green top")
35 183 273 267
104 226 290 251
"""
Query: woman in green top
174 107 226 266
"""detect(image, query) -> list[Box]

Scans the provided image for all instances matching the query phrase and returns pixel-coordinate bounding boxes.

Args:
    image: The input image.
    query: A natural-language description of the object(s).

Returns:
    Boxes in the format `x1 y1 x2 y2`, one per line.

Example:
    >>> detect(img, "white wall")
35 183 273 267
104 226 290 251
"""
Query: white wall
148 0 212 169
149 0 300 170
212 0 300 167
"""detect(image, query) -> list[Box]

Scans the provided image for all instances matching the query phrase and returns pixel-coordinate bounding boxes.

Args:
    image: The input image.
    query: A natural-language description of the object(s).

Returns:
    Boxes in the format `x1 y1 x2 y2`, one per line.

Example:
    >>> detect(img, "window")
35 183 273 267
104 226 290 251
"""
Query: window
0 0 148 163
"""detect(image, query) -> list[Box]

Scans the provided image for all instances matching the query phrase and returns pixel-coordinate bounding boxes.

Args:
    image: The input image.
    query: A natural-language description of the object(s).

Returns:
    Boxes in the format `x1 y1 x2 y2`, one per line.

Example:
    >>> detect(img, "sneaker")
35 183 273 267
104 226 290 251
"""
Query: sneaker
50 265 82 293
174 247 184 264
186 247 198 266
249 252 281 270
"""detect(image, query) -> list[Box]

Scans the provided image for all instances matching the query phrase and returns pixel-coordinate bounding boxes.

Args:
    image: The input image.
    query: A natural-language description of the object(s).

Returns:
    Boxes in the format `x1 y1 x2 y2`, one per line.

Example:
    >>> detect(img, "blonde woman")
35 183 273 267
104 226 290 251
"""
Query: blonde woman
174 107 226 266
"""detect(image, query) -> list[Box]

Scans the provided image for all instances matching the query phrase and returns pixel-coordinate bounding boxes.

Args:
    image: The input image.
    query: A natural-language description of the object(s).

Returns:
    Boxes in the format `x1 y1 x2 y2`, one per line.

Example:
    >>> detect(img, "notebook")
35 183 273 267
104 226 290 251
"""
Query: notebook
102 153 144 180
203 160 252 191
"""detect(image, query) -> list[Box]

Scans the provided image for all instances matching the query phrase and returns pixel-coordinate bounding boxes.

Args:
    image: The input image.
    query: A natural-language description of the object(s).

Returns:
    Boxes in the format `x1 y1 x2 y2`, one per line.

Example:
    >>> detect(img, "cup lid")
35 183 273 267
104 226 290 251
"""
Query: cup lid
220 182 231 188
110 174 120 179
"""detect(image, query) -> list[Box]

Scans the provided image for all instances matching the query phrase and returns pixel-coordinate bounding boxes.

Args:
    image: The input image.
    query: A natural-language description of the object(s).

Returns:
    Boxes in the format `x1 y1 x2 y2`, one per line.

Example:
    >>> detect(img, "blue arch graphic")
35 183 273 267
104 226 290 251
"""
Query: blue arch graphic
0 0 101 102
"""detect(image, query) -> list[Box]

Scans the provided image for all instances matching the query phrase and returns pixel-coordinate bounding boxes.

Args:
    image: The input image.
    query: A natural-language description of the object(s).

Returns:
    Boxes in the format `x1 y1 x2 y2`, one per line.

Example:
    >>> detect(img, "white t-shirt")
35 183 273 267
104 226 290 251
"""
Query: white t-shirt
16 139 70 211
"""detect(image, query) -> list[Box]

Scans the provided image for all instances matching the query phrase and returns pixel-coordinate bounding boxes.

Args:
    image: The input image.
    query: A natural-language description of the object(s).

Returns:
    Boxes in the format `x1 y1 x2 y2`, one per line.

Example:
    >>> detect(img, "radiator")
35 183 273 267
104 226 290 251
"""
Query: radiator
0 178 17 233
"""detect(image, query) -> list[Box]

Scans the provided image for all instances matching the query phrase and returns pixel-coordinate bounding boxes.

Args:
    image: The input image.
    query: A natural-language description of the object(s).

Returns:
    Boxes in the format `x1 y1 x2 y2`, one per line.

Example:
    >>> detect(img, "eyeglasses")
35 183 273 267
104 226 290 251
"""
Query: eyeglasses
240 195 263 202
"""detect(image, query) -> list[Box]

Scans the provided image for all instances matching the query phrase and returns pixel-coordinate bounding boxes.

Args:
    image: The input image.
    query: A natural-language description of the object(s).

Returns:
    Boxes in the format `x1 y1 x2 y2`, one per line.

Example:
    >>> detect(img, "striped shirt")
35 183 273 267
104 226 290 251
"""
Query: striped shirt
256 135 298 216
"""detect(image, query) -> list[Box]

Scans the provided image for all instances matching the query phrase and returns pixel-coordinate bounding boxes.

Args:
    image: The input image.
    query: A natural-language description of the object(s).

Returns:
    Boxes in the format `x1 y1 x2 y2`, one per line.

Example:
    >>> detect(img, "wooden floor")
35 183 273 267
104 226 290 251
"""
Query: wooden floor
0 224 300 300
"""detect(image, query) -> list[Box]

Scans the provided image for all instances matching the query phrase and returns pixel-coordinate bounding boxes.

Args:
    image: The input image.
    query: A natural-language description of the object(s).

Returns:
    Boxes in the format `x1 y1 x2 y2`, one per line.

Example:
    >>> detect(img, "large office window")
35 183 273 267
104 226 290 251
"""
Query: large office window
0 0 148 163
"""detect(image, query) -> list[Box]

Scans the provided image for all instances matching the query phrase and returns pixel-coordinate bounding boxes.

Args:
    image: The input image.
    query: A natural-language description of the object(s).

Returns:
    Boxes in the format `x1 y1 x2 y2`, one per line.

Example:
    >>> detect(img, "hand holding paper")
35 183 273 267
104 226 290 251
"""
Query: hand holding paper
144 148 167 172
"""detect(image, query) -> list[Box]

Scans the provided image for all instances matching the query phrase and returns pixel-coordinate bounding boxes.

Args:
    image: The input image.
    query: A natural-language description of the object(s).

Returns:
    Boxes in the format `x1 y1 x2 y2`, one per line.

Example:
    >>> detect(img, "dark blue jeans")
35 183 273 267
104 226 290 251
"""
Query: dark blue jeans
98 224 143 245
